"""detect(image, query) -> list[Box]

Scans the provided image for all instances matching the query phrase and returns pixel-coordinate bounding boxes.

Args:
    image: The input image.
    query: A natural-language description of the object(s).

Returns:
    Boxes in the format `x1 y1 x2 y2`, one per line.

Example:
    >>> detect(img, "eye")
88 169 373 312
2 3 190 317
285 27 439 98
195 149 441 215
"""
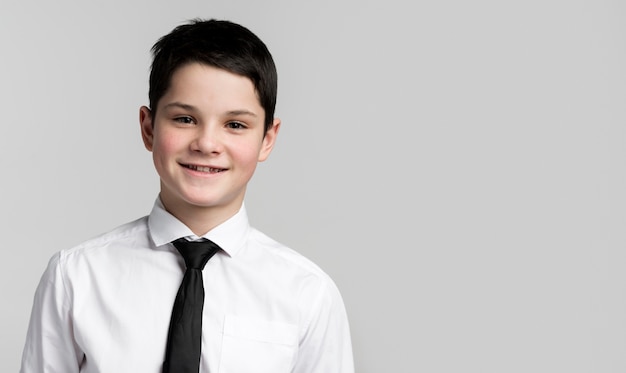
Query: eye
226 121 246 129
174 116 195 125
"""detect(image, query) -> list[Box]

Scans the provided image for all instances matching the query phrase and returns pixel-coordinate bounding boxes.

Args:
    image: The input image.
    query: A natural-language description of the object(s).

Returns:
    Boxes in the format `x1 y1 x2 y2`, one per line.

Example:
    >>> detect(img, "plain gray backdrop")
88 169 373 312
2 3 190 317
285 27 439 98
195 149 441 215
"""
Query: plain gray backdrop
2 0 626 372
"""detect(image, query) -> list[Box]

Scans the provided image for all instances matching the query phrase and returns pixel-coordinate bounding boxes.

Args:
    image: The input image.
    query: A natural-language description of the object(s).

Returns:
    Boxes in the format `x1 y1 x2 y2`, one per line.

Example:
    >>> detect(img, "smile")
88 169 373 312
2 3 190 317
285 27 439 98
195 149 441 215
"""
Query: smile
182 164 226 173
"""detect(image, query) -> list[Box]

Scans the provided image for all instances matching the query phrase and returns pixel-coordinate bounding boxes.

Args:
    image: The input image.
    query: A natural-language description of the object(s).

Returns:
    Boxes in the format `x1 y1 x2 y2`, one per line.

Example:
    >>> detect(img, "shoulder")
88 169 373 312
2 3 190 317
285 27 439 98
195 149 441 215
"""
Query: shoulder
245 228 344 302
247 227 330 279
246 228 351 335
56 216 150 265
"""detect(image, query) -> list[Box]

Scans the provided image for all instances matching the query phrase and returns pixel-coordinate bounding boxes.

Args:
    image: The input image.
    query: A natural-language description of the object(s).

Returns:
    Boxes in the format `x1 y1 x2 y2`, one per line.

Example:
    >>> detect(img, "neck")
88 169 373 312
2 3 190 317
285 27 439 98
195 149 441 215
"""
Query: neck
159 195 242 236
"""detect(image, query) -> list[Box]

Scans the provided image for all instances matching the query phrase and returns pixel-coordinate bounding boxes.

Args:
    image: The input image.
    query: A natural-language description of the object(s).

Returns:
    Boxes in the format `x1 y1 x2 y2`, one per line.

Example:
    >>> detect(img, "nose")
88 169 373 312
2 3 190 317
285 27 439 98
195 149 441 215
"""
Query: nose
190 122 223 154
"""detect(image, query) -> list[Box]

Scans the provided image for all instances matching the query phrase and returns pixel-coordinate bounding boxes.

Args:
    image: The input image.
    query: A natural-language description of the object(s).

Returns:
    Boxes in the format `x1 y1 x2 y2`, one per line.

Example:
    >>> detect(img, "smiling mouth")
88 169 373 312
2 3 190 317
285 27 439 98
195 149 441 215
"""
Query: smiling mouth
182 164 226 173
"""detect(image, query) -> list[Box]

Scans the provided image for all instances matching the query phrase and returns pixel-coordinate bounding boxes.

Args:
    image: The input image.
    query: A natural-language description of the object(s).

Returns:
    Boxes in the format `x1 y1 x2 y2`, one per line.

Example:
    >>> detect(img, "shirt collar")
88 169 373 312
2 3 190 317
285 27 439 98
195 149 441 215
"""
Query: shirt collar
148 197 250 257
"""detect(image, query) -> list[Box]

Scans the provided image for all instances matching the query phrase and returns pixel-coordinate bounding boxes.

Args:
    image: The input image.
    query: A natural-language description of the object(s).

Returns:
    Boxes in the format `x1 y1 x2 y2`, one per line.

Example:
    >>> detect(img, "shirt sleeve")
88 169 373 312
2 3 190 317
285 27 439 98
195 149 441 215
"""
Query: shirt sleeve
20 252 84 373
293 276 355 373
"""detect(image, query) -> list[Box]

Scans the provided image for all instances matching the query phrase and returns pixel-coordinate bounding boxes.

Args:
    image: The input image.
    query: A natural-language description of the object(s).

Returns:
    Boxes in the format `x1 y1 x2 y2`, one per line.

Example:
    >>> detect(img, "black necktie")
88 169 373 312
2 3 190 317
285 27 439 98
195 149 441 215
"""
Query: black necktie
163 238 220 373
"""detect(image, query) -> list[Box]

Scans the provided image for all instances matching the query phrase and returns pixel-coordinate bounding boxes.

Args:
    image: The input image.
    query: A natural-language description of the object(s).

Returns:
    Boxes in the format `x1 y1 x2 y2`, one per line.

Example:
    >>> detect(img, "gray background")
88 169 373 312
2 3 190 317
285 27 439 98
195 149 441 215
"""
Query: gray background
2 0 626 372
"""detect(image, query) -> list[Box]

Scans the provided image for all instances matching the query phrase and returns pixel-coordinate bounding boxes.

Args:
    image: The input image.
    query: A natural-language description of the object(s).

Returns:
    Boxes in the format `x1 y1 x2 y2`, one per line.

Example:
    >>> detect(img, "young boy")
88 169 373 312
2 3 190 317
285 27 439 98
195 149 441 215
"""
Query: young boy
20 19 354 373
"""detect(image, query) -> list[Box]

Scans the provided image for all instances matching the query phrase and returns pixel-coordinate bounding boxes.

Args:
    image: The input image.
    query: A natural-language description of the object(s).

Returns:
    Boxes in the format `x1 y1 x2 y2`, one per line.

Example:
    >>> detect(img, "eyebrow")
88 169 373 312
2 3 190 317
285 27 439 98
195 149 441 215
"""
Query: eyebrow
226 110 258 118
161 102 258 117
162 102 197 111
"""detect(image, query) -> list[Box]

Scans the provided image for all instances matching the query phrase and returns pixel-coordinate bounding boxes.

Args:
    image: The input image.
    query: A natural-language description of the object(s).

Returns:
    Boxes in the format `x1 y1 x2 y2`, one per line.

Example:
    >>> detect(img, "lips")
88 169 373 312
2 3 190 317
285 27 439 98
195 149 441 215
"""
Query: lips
181 164 226 173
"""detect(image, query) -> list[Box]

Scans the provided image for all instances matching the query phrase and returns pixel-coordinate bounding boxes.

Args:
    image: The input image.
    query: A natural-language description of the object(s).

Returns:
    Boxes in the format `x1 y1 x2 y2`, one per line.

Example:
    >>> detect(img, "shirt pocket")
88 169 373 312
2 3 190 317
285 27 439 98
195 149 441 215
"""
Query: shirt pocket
218 314 298 373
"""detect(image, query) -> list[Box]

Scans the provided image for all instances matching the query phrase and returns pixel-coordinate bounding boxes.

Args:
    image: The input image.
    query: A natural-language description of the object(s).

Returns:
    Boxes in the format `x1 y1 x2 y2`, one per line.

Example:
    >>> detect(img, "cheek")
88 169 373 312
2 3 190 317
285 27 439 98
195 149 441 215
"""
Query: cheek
231 141 263 171
153 130 183 159
225 147 260 200
151 131 185 176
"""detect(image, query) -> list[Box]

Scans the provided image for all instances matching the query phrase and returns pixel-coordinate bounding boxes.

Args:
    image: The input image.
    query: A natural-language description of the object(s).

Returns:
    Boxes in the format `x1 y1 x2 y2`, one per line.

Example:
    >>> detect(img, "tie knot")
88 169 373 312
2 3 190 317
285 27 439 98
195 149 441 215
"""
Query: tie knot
172 238 220 270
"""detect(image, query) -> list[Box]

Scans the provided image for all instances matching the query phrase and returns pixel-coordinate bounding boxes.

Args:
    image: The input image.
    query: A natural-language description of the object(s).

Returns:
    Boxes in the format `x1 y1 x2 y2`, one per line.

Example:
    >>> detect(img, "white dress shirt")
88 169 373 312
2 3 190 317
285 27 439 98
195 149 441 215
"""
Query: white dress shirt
20 199 354 373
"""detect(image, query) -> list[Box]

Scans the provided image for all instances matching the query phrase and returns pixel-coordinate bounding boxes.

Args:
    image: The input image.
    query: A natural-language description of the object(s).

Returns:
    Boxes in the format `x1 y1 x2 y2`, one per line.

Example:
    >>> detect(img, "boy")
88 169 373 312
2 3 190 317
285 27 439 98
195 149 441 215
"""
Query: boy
21 19 354 373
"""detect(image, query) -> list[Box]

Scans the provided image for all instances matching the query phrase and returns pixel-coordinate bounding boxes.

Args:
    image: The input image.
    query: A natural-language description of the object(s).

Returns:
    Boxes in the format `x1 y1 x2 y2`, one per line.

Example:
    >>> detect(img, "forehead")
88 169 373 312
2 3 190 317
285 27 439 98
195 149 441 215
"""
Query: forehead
160 62 262 112
171 62 258 96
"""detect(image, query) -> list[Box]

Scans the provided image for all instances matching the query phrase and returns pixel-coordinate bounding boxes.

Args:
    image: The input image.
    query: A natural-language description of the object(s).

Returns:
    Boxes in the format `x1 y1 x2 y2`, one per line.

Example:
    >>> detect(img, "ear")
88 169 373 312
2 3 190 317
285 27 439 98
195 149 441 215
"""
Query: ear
258 117 281 162
139 106 154 152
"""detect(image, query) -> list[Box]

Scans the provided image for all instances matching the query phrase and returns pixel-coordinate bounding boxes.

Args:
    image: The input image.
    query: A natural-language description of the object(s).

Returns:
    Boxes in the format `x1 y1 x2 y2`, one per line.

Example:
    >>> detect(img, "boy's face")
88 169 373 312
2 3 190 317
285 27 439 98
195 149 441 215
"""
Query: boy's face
140 63 280 224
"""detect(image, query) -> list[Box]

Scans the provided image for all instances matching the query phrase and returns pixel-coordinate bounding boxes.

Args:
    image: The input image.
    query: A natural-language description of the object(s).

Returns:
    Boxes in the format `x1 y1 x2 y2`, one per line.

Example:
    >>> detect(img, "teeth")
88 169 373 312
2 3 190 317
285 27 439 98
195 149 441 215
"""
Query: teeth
187 165 223 173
